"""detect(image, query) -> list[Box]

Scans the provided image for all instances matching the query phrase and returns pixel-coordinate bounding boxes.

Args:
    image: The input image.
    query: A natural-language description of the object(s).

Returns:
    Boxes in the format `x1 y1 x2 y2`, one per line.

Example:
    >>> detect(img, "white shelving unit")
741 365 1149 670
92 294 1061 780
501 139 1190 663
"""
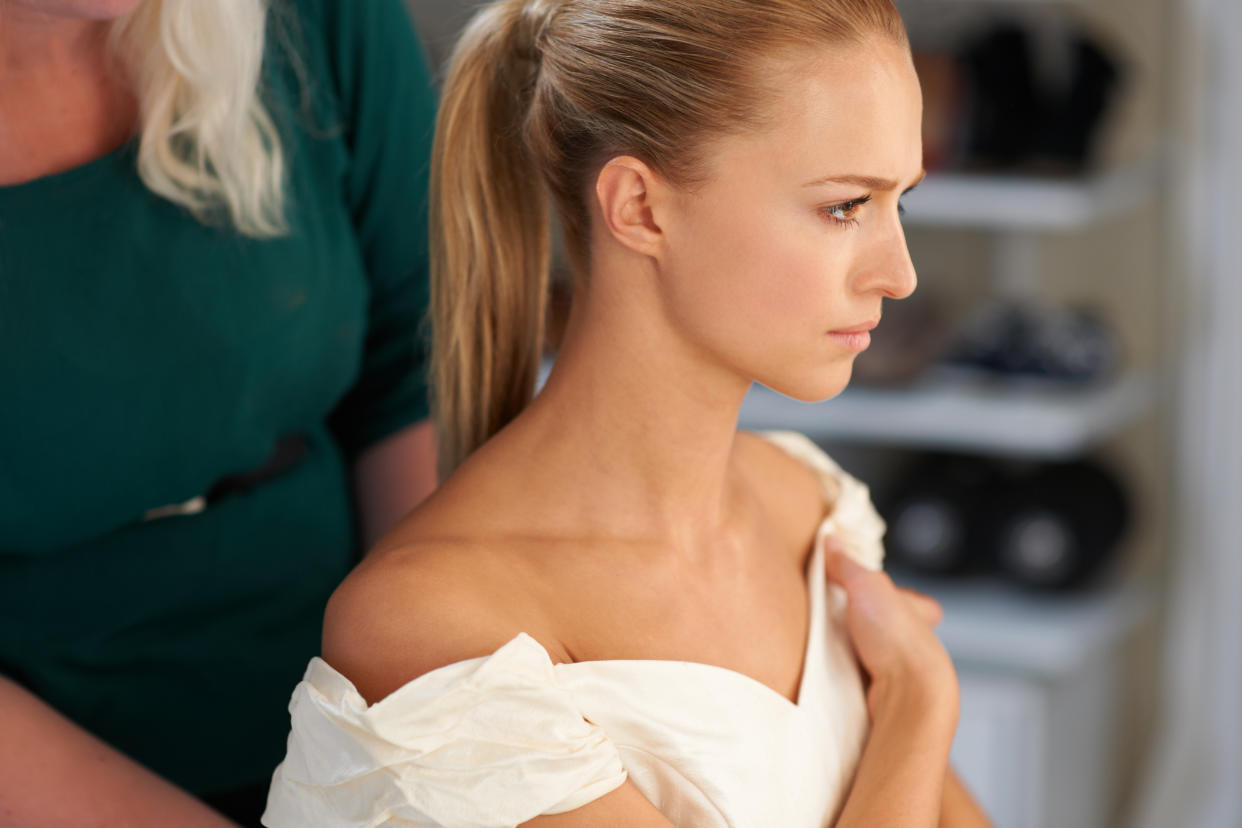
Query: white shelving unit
890 567 1154 676
901 160 1160 231
739 371 1154 459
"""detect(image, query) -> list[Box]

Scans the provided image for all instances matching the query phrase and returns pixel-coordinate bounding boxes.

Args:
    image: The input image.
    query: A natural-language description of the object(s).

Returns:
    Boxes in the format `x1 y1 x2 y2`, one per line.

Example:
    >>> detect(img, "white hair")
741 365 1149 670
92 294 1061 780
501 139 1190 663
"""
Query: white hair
110 0 286 237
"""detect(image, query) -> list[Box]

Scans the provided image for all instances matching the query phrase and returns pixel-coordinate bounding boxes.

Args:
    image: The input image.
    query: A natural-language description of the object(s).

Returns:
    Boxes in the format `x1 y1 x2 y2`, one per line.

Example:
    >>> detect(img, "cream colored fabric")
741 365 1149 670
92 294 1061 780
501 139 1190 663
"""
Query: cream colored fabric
263 430 885 827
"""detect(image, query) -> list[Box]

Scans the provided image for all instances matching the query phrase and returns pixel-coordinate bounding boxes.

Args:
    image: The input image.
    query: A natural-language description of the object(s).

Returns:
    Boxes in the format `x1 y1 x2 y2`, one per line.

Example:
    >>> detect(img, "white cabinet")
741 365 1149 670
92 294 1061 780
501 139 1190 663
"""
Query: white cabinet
892 570 1153 827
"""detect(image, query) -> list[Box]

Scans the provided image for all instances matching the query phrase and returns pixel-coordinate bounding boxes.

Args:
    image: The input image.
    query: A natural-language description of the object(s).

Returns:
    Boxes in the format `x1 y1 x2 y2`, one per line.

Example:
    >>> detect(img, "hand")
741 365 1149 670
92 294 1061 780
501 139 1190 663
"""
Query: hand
824 540 958 719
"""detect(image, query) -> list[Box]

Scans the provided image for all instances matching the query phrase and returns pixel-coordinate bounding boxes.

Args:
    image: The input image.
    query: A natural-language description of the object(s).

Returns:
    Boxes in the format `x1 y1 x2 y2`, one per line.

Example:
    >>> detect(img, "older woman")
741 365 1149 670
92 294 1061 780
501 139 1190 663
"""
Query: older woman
0 1 437 824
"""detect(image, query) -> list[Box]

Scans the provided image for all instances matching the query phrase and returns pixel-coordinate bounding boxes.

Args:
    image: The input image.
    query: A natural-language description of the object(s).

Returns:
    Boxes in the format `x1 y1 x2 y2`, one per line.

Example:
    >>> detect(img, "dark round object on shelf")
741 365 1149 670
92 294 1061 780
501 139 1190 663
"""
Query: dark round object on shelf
882 454 1000 576
889 495 969 574
945 303 1120 385
990 460 1131 590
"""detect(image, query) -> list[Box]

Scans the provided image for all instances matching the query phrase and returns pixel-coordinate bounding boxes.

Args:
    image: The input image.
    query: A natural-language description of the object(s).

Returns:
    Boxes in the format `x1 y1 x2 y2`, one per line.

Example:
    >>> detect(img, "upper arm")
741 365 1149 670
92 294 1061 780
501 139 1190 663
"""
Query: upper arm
520 781 674 828
352 418 438 550
317 549 668 825
321 548 517 704
317 0 437 454
0 676 233 828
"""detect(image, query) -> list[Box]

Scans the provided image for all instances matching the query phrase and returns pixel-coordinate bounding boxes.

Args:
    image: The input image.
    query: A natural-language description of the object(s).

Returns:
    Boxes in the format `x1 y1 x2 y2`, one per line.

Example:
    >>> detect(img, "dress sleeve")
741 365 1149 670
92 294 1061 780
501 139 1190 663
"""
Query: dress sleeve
319 0 437 455
262 634 628 828
756 430 888 571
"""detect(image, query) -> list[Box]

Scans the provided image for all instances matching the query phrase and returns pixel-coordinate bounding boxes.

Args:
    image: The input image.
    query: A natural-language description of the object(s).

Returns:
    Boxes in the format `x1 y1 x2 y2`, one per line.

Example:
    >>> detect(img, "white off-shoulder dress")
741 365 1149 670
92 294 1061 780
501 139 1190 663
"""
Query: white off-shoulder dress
262 431 886 828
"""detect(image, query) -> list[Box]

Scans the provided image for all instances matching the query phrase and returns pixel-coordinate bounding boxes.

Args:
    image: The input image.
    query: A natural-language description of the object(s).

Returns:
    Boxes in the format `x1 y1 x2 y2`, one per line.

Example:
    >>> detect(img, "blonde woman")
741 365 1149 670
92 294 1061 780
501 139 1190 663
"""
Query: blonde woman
266 0 991 825
0 1 438 825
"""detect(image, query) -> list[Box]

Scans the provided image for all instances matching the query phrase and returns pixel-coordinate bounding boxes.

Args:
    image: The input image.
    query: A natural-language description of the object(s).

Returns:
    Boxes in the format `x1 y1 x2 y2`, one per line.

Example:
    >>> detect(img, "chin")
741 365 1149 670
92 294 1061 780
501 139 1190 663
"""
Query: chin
756 360 856 404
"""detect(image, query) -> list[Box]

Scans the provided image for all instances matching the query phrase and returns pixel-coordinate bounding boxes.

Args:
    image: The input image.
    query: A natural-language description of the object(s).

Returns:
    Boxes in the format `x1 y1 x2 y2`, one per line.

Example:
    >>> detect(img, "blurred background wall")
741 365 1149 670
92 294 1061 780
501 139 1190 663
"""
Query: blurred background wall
405 1 1241 825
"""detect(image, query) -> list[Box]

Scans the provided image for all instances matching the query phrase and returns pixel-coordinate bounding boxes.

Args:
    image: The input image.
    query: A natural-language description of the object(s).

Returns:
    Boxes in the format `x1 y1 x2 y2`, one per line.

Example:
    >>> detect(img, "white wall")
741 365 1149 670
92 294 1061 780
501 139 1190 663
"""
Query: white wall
1128 0 1242 824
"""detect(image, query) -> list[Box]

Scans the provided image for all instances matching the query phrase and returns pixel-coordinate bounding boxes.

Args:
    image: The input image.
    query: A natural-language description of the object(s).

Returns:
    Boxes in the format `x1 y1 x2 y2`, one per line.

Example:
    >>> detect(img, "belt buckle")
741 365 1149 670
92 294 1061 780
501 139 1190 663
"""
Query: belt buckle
139 434 309 523
143 495 208 522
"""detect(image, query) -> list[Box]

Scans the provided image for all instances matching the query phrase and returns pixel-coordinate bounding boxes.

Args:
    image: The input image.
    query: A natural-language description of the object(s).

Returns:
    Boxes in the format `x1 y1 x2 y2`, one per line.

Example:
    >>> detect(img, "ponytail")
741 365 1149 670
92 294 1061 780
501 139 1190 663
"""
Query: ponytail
430 0 555 479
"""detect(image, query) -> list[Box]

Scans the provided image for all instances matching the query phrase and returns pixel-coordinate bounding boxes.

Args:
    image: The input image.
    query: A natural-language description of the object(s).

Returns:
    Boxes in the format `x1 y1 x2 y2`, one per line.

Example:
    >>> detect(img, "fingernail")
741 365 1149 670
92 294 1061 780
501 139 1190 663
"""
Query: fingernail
825 542 858 569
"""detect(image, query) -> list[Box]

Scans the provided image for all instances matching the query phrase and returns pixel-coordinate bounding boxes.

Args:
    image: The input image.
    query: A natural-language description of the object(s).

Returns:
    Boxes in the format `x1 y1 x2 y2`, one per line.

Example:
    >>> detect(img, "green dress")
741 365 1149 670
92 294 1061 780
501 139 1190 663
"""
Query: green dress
0 0 435 806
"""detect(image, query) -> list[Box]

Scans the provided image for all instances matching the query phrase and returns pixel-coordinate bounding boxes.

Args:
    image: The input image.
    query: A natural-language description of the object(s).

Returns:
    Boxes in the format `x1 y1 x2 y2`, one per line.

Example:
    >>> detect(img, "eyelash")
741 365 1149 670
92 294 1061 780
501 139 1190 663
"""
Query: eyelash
819 195 908 228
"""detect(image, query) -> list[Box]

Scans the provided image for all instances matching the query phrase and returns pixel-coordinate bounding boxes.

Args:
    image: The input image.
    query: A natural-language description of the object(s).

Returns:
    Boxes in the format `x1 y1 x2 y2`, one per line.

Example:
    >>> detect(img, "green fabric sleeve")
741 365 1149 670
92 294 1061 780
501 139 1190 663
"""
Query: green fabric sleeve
320 0 437 455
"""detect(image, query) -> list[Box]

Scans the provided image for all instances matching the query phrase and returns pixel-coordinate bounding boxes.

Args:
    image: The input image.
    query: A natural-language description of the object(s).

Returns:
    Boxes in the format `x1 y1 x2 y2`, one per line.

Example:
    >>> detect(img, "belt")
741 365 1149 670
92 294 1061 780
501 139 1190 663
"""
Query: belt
142 433 310 522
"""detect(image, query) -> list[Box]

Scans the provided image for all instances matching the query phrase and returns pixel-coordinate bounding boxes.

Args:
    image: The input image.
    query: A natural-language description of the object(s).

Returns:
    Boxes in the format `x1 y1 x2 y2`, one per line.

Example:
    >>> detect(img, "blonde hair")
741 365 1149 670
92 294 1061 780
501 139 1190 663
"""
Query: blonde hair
431 0 908 477
109 0 286 237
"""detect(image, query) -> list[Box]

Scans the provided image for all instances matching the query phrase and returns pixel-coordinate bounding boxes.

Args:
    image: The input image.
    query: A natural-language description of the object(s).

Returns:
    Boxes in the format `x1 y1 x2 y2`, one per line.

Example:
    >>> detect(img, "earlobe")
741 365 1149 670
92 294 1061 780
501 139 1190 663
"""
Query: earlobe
595 156 665 258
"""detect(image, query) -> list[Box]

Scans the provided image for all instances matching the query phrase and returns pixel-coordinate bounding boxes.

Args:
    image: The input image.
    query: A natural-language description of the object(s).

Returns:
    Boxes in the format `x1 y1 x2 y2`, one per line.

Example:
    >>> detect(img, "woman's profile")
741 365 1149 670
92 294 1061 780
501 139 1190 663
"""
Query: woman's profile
265 0 990 824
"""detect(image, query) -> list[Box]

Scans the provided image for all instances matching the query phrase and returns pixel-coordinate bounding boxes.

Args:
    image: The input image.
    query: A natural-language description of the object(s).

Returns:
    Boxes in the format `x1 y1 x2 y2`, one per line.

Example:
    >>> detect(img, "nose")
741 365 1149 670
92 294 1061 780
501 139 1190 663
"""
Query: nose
852 220 917 300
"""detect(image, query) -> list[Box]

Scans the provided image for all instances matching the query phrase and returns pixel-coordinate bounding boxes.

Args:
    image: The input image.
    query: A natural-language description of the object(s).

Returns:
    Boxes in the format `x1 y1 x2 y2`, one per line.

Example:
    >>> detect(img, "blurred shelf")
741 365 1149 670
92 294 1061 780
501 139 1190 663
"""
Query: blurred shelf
902 160 1159 231
928 568 1155 828
738 370 1154 459
889 566 1156 678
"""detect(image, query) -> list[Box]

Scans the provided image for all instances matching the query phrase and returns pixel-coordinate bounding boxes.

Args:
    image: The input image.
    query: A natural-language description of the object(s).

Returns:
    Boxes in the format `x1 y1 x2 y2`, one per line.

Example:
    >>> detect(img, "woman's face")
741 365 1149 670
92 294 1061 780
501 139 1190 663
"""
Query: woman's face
657 38 924 403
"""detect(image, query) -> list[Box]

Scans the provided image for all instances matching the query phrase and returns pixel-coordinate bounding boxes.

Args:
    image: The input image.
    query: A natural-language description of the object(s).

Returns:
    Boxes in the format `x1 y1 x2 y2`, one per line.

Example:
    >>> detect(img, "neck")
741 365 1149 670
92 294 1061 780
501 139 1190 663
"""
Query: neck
0 7 110 74
509 252 755 553
0 5 136 186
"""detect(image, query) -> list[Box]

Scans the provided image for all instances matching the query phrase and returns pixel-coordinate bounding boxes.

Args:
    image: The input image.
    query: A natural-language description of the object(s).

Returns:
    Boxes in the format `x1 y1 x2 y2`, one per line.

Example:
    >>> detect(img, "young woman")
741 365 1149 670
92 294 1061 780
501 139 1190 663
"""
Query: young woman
266 0 990 824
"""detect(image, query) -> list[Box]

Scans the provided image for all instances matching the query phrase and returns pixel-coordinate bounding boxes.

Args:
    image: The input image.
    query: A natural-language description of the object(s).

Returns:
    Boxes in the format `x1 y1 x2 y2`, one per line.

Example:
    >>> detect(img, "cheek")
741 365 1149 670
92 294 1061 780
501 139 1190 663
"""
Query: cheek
665 203 847 348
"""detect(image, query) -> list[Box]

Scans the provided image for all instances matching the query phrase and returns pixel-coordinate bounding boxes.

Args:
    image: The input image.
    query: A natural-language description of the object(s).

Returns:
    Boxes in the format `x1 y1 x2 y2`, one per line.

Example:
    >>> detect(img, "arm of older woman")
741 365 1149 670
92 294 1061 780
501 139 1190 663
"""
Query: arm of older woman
0 676 236 828
353 418 439 550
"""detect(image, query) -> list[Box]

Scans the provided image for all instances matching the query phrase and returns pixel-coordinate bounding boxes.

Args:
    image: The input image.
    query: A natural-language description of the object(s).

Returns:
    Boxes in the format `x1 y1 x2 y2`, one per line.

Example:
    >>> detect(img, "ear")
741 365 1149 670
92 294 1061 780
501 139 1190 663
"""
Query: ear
594 156 667 259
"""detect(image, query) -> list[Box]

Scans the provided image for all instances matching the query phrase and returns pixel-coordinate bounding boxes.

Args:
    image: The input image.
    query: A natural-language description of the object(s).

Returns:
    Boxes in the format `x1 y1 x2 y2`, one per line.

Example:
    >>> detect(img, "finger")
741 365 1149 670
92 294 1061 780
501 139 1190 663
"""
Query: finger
823 543 865 589
898 588 943 627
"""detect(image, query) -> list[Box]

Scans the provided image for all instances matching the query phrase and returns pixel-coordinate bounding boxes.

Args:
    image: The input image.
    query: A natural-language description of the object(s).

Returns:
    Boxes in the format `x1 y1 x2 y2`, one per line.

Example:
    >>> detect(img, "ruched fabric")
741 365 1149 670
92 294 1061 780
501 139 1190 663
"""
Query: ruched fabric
263 634 627 827
263 430 884 827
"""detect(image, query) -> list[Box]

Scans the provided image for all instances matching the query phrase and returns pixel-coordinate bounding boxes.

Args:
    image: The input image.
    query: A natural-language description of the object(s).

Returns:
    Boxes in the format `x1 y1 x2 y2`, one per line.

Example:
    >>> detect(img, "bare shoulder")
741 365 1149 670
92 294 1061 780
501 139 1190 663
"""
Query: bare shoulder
731 430 834 568
735 431 828 514
322 540 539 705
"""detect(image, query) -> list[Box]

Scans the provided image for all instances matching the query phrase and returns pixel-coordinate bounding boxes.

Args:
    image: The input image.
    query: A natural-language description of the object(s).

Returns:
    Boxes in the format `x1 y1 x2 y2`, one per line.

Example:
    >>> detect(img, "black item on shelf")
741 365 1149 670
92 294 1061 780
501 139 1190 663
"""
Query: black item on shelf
881 454 999 576
944 303 1121 385
953 21 1125 172
959 24 1045 168
1034 33 1125 172
989 459 1131 591
880 453 1132 591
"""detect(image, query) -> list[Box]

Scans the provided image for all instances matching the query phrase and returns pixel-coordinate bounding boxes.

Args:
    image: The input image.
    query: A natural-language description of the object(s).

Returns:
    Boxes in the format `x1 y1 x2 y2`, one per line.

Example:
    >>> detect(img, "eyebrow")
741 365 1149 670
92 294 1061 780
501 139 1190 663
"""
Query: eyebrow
803 170 928 193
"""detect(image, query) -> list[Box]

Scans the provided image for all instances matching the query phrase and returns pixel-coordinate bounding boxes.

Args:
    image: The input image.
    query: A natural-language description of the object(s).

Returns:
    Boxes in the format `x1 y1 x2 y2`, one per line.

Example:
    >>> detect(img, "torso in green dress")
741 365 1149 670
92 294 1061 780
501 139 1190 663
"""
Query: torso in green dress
0 0 434 797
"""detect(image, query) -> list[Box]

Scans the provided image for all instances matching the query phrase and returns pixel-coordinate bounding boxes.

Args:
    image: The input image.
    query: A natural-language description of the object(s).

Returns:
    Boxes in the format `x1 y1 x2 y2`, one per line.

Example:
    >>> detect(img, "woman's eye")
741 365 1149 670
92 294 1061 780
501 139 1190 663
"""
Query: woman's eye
821 196 871 226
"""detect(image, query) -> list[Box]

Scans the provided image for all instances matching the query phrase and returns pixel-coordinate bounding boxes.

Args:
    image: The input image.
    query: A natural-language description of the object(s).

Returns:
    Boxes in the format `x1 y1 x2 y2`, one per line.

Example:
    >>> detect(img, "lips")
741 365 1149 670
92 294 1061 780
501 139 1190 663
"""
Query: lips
828 319 880 335
828 318 879 353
